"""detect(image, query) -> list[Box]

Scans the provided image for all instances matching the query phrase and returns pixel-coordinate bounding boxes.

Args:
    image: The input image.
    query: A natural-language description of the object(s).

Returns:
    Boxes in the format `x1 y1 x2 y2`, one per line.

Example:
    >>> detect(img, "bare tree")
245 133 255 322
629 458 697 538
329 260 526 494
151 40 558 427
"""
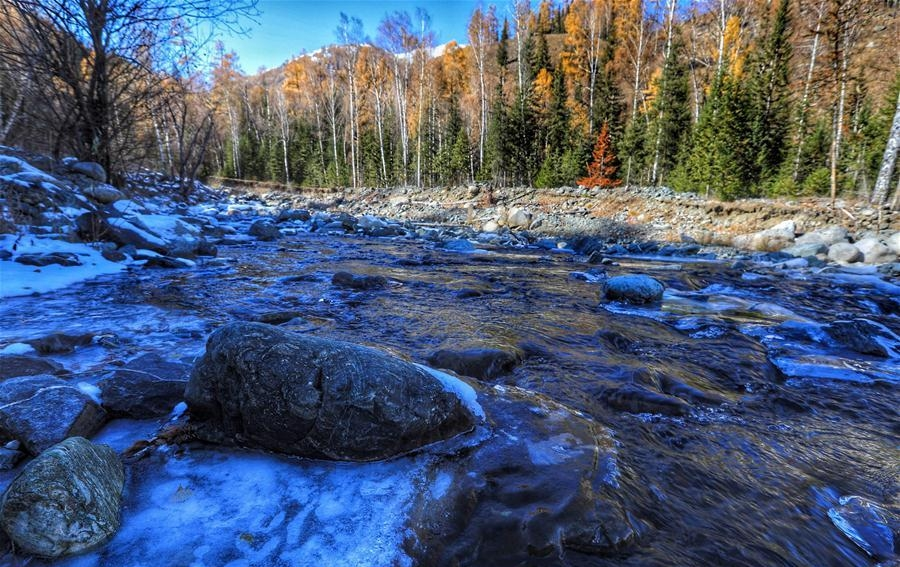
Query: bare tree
872 89 900 206
0 0 257 182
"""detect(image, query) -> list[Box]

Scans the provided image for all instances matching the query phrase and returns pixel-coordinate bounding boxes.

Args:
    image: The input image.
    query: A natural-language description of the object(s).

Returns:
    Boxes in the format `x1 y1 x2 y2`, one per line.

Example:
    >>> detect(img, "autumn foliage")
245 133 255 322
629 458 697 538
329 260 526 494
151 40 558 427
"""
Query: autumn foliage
578 122 621 188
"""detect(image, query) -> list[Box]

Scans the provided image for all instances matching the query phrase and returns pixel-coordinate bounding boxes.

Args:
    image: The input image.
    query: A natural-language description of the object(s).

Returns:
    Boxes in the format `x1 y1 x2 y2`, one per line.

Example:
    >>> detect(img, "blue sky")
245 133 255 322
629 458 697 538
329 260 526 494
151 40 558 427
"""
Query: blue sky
224 0 484 72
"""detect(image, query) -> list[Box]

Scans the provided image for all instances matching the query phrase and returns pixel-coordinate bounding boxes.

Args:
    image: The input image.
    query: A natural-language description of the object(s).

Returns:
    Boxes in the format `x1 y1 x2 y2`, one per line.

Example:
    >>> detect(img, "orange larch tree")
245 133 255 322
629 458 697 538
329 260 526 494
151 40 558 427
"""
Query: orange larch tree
578 121 622 187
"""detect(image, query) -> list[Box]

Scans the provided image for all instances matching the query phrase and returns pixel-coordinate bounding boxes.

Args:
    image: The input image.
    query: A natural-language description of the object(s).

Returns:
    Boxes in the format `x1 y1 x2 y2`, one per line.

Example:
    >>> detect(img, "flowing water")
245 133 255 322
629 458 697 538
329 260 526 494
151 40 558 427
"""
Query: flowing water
1 226 898 566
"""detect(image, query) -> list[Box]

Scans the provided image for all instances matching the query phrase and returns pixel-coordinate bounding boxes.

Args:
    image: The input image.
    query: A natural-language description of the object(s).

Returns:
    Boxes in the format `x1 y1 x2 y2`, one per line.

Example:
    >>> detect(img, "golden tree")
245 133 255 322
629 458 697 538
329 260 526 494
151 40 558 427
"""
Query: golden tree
578 121 621 187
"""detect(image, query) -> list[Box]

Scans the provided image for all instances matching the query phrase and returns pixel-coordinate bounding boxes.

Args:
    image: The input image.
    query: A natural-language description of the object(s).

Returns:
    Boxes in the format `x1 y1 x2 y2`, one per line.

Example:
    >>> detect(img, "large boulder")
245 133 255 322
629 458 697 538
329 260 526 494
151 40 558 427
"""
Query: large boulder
0 375 106 455
0 437 123 558
602 275 665 304
97 353 190 418
185 322 476 461
827 242 863 264
68 161 106 183
733 220 796 252
506 207 533 230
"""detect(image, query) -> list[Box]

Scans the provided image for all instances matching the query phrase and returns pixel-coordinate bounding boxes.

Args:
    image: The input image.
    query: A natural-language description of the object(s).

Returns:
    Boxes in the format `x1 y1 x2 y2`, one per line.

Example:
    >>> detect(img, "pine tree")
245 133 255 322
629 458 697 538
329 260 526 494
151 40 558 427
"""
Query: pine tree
578 121 621 188
648 35 691 185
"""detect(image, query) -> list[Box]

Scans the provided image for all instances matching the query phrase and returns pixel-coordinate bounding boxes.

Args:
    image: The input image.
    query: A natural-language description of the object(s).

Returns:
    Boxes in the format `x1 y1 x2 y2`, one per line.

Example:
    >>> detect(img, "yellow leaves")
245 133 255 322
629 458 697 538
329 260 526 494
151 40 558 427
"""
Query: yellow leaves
534 67 553 109
722 15 745 79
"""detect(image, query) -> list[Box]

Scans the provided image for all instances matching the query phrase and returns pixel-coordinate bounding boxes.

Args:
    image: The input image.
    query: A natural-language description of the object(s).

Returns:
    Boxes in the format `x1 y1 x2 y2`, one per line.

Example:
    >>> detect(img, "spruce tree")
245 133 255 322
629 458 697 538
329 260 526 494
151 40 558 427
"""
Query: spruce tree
649 35 691 185
747 0 793 188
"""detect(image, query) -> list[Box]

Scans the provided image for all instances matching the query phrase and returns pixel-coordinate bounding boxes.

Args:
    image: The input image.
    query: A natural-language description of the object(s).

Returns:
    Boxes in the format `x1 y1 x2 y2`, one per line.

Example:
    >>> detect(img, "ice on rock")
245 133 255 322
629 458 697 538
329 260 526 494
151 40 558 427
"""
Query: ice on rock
54 448 425 567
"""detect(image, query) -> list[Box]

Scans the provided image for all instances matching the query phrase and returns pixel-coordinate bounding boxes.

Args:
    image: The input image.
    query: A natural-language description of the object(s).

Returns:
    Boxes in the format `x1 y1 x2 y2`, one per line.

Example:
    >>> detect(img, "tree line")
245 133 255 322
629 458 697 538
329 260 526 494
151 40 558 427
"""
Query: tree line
1 0 898 206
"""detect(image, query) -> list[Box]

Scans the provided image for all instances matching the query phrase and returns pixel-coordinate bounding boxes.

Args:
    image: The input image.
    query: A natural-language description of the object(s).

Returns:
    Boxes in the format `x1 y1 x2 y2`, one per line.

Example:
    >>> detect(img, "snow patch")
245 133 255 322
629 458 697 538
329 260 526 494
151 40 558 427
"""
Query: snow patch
77 382 103 405
0 234 127 298
0 342 35 355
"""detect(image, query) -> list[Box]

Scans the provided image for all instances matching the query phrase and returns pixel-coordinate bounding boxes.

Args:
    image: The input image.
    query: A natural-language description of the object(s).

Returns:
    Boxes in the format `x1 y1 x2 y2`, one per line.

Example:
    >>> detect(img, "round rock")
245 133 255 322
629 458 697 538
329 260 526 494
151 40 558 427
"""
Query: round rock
602 275 665 304
0 437 124 558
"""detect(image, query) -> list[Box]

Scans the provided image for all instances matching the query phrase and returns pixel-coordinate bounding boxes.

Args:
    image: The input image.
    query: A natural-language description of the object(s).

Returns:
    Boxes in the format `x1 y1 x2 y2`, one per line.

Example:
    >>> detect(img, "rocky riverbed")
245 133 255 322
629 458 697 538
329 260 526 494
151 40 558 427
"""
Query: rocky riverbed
1 149 899 566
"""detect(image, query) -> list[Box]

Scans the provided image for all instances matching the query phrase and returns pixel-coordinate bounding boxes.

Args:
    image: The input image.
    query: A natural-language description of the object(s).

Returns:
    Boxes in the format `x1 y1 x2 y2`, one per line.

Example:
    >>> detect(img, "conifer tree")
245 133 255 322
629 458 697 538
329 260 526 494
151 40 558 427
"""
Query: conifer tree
578 121 621 187
648 35 691 185
747 0 793 188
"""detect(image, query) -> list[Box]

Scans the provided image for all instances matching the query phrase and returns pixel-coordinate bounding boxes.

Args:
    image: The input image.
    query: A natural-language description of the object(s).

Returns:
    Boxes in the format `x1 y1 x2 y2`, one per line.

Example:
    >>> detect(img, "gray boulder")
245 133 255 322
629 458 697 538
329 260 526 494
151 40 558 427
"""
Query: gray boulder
69 161 106 183
827 242 863 264
0 375 106 455
854 237 896 264
782 242 828 258
0 355 65 380
97 354 189 418
602 275 665 304
185 322 476 461
0 437 123 558
248 219 281 241
81 184 124 204
276 209 311 223
795 225 849 247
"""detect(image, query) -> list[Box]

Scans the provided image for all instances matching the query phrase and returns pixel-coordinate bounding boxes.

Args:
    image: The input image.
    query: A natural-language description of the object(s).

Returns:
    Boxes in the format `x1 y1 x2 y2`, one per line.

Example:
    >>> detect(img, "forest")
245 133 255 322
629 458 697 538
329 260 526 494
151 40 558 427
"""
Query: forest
1 0 898 205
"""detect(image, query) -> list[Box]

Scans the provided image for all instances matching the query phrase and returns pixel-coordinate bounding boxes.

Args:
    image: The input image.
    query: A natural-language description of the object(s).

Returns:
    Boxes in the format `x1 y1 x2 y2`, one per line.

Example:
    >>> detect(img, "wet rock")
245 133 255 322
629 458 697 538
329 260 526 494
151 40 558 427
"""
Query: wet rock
782 242 827 258
253 310 304 325
248 219 281 241
0 375 105 455
0 437 124 558
854 237 896 264
276 209 311 223
101 249 126 262
331 271 388 290
0 355 65 380
596 383 691 416
827 242 863 263
81 184 124 204
828 496 898 561
0 442 23 471
25 332 93 355
143 255 193 269
185 322 476 461
602 275 665 304
427 348 520 381
824 319 898 357
410 384 638 563
97 354 190 418
14 252 82 267
68 161 106 182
